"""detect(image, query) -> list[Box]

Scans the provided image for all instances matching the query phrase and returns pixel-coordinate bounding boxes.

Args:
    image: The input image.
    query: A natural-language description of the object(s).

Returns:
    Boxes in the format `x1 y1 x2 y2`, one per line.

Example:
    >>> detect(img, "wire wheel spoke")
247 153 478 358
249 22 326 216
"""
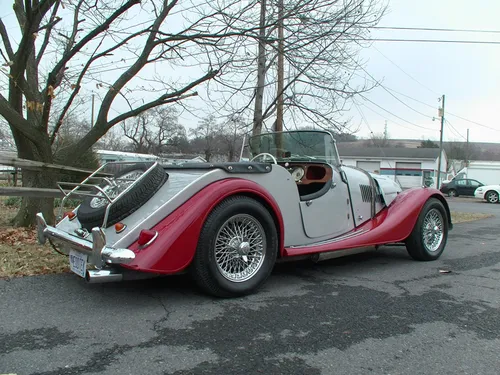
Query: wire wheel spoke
422 209 444 252
214 214 266 283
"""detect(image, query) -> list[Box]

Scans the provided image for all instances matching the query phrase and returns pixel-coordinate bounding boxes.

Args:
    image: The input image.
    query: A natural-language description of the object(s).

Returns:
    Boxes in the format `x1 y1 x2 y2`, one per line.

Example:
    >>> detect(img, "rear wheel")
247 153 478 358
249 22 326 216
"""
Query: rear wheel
447 189 457 197
191 196 278 297
405 198 448 261
486 191 499 204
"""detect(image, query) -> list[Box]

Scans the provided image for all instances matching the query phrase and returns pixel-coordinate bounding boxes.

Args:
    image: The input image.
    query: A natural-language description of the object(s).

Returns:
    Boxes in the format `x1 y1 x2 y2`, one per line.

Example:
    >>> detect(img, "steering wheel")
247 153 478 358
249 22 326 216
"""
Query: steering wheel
250 152 278 164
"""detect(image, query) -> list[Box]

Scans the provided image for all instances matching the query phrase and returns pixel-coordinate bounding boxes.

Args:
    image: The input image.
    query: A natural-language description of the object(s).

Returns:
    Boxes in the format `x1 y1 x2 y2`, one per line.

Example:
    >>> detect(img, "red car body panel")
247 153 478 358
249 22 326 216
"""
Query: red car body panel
285 187 449 257
122 178 284 274
122 180 448 274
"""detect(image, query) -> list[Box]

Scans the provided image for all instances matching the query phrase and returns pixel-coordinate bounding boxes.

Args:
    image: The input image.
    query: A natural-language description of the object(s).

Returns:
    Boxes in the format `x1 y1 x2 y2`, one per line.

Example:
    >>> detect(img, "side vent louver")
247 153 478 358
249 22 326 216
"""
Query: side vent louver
360 184 372 202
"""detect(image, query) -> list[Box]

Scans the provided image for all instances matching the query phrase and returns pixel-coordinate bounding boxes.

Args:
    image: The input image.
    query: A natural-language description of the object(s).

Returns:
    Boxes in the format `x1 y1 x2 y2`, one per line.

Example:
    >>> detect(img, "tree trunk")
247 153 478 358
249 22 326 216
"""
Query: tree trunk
11 134 56 227
252 0 267 139
14 169 56 227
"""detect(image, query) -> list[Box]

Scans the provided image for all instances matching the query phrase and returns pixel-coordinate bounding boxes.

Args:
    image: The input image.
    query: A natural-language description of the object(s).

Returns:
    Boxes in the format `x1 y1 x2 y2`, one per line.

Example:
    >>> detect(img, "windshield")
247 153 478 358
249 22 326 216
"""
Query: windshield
248 130 339 164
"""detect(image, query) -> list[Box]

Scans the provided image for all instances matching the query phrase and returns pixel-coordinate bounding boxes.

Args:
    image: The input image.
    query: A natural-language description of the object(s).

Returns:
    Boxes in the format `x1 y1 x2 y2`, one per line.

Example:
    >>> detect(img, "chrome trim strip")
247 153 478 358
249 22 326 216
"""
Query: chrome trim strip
139 231 158 249
288 228 369 249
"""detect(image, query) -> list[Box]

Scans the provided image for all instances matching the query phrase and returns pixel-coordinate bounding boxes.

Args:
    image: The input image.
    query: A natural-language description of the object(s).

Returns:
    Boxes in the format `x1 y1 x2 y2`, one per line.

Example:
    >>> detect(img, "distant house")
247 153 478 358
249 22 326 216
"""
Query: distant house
337 145 447 189
159 154 207 165
96 150 160 164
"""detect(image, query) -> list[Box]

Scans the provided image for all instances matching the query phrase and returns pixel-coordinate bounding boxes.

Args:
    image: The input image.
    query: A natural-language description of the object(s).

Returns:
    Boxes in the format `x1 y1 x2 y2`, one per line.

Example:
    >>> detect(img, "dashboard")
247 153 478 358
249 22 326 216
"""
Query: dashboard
279 162 333 185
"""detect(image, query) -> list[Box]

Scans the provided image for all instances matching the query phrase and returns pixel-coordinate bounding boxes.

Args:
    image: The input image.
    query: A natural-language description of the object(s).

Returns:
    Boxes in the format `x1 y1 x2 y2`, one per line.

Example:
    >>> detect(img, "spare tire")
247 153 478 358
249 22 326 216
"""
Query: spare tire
77 163 167 230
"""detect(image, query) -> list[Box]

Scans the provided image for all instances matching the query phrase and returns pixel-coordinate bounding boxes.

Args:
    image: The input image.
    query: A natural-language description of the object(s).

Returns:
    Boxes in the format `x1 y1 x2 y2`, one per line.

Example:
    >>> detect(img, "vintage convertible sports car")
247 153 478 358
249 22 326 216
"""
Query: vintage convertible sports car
36 130 452 297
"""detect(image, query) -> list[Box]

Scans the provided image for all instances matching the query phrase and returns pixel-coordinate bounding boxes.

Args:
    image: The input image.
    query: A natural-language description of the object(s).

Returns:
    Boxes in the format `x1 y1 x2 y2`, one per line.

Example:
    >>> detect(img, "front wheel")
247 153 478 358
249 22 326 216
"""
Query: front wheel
447 189 457 197
190 196 278 297
405 198 448 261
486 191 499 204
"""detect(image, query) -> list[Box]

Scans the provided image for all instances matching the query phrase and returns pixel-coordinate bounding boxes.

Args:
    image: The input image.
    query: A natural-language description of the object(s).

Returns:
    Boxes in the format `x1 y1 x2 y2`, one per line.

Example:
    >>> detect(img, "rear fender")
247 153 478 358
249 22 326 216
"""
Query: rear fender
122 178 284 274
285 187 451 257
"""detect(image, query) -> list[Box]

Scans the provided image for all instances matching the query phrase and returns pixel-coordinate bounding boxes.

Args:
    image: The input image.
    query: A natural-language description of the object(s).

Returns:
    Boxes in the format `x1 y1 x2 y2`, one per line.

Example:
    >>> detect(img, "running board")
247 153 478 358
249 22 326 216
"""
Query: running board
287 228 369 249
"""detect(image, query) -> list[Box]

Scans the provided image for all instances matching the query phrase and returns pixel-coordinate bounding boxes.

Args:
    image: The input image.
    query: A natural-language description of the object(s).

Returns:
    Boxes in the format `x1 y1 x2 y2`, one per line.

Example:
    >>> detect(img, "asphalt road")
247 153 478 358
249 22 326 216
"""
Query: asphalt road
1 199 500 375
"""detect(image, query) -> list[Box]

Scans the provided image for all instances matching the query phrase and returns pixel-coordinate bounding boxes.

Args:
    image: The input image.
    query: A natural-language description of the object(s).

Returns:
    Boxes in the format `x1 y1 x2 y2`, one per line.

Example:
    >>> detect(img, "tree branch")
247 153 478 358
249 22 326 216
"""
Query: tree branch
0 19 14 60
36 2 61 66
0 93 45 144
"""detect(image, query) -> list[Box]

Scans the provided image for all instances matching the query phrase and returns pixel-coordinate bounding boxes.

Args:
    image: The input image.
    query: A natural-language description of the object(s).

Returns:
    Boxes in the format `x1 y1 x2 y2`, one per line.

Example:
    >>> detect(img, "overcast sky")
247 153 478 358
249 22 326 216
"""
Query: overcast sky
354 0 500 144
1 0 499 145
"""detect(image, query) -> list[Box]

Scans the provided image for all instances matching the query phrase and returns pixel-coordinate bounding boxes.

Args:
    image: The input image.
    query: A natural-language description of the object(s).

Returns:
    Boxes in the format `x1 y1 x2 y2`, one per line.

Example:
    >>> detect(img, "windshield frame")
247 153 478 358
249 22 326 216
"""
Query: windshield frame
248 130 340 166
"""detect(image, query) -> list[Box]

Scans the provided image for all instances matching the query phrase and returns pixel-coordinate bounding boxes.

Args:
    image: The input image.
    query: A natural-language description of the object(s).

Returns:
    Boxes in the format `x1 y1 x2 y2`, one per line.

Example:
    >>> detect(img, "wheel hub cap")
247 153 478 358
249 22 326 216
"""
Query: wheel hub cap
422 209 444 252
215 214 266 283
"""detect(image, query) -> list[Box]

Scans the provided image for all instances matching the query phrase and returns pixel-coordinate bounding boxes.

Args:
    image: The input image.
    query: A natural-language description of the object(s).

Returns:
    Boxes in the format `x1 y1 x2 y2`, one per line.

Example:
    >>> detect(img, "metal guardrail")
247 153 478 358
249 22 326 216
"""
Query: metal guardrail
56 161 159 227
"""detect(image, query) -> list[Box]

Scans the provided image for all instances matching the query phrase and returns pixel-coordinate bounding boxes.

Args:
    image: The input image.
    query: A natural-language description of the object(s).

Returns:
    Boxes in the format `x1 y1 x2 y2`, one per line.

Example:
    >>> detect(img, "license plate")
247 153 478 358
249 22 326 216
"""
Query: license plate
69 250 88 278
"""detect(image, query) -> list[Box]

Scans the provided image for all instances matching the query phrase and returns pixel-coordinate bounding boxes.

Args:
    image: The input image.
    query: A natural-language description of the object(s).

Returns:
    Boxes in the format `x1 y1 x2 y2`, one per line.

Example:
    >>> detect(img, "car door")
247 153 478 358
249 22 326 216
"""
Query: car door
455 179 467 195
467 179 483 196
299 166 354 239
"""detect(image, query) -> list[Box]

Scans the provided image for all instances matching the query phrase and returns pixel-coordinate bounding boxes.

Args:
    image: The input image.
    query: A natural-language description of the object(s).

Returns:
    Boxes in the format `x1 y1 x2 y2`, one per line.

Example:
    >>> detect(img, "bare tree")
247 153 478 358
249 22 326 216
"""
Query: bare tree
190 114 223 162
0 0 269 226
208 0 387 134
96 126 127 152
121 107 185 154
219 116 249 161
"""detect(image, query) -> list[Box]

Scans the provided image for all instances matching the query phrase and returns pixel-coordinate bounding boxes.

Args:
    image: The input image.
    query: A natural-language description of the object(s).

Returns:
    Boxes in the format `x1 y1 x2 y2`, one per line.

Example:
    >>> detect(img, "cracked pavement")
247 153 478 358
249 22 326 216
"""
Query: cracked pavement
1 199 500 374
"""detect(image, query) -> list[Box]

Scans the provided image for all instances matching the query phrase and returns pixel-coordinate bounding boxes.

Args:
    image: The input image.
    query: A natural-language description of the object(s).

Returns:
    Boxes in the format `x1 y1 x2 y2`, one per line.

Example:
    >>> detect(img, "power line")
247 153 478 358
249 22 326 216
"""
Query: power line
372 46 439 95
365 38 500 45
382 87 437 109
371 86 500 132
356 100 428 133
372 26 500 34
338 48 436 121
446 112 500 132
445 119 467 141
358 94 435 131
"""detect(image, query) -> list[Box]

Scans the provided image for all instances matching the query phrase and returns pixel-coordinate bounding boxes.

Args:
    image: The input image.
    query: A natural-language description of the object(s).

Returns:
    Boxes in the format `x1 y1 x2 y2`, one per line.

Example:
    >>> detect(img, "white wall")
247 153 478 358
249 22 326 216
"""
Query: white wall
341 156 446 189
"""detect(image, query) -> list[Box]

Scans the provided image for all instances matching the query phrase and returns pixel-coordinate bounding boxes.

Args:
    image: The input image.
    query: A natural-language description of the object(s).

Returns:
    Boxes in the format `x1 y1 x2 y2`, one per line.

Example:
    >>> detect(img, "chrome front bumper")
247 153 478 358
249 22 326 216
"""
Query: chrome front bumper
36 213 135 269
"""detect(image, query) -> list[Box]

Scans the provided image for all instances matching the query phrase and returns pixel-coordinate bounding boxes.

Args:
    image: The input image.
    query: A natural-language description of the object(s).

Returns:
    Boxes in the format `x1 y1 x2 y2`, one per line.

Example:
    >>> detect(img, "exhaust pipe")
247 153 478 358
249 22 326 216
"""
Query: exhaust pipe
85 269 123 283
85 268 160 283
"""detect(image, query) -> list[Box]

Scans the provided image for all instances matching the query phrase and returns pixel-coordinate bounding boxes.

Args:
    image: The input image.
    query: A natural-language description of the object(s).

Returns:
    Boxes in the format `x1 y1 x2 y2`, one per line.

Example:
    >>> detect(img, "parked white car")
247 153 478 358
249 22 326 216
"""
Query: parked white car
474 185 500 203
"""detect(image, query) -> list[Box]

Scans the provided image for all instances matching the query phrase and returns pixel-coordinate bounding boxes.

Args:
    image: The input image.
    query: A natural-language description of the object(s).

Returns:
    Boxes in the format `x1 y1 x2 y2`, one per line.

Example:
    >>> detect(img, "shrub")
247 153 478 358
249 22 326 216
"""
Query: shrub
4 196 21 207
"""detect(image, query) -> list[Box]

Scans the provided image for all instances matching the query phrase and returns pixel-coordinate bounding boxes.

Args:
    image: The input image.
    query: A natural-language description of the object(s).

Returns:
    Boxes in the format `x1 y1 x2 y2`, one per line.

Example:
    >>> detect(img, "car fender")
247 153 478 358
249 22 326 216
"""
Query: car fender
122 178 284 274
285 187 451 257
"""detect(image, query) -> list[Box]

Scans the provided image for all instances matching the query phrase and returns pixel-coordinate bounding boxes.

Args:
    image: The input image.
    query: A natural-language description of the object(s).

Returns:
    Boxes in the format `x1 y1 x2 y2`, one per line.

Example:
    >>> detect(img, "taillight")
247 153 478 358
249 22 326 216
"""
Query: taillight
138 229 158 247
115 222 127 233
64 211 76 220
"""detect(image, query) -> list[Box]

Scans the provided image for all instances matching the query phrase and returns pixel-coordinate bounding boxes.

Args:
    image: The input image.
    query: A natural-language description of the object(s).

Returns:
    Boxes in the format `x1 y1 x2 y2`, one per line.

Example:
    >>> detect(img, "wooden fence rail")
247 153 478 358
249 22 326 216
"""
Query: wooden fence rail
0 151 111 198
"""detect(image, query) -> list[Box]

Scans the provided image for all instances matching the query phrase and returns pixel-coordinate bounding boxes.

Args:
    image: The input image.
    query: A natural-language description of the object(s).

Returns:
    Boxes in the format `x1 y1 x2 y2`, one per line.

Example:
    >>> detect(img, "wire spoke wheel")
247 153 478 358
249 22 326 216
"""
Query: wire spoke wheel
422 208 444 252
405 198 448 261
214 214 266 282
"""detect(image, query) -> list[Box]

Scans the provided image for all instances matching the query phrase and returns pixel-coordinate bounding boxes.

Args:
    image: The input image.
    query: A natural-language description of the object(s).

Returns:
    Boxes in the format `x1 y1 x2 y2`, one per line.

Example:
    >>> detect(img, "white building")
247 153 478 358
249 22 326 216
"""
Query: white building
337 146 448 189
96 150 160 164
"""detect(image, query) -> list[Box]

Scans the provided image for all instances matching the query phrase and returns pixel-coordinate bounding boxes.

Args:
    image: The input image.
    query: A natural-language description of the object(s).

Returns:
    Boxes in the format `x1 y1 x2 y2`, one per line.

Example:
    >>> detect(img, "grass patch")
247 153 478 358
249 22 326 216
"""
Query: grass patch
0 198 69 279
450 211 493 224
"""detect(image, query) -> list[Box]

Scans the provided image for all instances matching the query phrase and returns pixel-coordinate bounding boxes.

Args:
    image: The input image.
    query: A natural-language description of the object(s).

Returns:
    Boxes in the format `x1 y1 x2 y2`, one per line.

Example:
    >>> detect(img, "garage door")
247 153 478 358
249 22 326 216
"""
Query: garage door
395 162 422 188
356 161 380 173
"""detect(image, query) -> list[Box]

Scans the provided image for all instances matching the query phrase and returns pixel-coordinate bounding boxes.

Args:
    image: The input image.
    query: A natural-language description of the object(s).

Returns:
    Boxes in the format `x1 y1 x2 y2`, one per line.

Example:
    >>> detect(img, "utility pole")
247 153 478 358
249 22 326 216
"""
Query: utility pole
91 93 95 127
436 94 445 189
465 128 469 167
276 0 284 133
252 0 267 139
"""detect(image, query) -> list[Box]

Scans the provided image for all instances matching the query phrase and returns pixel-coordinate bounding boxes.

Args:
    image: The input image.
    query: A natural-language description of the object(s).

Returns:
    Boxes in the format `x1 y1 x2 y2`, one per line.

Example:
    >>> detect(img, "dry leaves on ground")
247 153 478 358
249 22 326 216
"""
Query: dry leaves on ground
0 210 69 279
